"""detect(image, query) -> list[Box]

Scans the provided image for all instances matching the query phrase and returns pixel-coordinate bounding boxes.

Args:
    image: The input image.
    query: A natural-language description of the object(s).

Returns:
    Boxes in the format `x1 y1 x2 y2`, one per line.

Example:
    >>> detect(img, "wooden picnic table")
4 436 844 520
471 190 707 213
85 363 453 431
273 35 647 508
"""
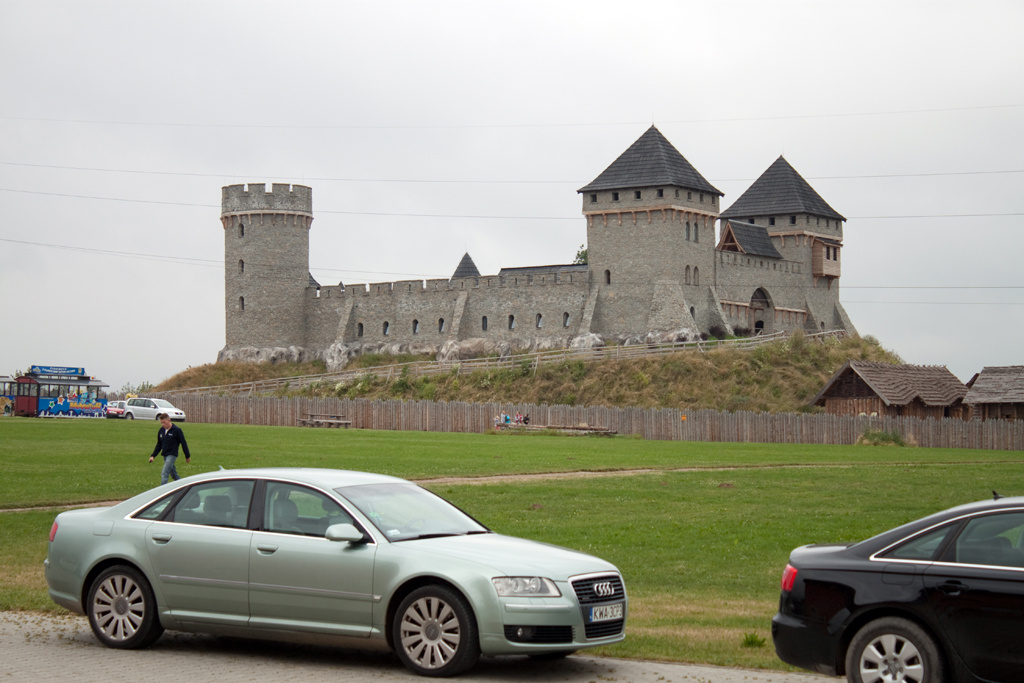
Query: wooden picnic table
297 413 352 428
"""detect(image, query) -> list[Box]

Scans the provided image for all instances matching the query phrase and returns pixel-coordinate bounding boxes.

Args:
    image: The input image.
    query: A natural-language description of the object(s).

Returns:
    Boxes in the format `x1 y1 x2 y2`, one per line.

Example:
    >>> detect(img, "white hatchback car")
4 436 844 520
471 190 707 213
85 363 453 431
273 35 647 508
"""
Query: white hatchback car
124 398 186 422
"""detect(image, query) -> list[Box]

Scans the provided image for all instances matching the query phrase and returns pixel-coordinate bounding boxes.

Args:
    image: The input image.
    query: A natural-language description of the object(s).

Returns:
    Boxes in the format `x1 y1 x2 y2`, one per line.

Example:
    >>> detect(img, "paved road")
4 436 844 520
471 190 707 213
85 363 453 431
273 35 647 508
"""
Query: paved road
2 612 838 683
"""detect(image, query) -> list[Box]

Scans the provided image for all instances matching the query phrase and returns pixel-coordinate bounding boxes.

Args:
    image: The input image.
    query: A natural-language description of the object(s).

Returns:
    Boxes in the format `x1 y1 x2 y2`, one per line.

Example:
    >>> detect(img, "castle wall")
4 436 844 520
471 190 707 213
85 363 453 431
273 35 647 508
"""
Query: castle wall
218 143 857 368
304 275 591 351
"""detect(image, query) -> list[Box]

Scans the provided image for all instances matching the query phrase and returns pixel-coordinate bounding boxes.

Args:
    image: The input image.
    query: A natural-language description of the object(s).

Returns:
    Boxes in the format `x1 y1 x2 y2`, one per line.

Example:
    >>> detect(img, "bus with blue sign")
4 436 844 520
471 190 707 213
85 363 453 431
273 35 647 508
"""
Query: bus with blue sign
10 366 109 418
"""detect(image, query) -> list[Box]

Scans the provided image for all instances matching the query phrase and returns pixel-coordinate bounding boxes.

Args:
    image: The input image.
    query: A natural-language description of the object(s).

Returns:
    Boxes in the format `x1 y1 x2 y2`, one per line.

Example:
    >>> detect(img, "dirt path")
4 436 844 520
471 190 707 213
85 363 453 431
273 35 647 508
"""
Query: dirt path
5 461 1014 512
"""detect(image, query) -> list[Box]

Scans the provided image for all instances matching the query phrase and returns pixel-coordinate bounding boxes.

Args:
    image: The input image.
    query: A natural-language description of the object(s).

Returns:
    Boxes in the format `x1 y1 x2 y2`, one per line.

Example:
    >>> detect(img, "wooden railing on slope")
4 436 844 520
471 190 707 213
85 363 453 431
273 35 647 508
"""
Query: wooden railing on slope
164 330 840 398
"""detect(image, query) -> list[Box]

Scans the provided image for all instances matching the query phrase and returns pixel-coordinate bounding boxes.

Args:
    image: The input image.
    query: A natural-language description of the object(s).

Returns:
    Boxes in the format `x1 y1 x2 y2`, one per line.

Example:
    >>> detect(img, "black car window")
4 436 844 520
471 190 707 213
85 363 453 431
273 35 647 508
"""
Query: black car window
953 512 1024 568
264 482 354 537
168 480 255 529
880 524 955 561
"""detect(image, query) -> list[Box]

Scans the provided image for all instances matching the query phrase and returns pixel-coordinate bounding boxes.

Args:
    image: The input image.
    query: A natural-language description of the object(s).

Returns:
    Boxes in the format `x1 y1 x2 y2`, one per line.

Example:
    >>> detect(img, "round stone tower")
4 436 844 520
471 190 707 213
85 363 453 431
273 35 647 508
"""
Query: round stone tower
220 183 313 356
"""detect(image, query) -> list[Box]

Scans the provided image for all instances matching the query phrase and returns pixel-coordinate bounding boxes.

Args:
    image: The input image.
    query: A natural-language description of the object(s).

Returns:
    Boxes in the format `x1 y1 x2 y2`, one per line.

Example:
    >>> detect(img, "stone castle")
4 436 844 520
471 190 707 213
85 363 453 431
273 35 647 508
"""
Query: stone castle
218 126 856 370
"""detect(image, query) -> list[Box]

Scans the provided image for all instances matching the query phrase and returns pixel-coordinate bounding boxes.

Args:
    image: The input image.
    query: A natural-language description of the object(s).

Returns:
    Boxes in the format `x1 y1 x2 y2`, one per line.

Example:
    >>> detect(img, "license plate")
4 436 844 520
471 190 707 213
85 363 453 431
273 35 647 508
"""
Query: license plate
589 602 623 623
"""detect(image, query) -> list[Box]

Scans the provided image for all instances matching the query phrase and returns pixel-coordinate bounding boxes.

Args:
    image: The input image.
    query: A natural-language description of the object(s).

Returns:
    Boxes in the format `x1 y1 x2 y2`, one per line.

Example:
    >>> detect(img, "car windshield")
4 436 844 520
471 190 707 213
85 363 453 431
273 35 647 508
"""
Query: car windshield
336 483 488 542
153 399 176 409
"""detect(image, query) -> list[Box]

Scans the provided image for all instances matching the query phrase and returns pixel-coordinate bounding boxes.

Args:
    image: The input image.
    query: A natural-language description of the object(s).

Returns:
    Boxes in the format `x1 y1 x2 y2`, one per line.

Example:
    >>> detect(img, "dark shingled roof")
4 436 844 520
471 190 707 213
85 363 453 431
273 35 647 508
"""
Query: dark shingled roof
308 273 320 287
721 156 845 222
578 126 722 196
718 221 782 259
812 361 967 407
964 366 1024 404
451 252 481 279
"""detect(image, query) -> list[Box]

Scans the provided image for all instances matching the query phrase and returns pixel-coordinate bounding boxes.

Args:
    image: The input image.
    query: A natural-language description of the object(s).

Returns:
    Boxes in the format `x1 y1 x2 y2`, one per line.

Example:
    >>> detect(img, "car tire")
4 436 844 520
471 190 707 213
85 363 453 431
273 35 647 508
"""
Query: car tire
125 413 134 420
86 565 163 649
392 585 480 677
846 616 945 683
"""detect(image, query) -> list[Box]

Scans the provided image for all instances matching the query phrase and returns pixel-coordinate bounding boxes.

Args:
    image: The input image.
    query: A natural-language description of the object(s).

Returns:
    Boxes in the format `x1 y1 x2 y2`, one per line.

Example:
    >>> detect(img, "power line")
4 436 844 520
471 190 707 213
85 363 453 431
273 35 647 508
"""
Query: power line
2 188 1021 222
1 103 1020 129
3 160 1023 184
4 239 1022 304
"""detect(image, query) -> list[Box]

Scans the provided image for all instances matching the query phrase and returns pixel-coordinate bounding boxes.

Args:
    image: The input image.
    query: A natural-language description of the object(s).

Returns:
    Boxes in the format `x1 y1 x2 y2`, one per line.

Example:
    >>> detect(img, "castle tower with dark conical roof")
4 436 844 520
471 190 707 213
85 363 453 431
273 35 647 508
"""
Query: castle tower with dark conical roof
578 125 723 334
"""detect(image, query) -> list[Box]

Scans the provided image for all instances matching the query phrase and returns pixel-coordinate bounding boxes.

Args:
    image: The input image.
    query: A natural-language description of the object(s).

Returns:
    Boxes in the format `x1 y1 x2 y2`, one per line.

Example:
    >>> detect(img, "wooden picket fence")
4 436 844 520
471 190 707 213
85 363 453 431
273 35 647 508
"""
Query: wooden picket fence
161 394 1024 451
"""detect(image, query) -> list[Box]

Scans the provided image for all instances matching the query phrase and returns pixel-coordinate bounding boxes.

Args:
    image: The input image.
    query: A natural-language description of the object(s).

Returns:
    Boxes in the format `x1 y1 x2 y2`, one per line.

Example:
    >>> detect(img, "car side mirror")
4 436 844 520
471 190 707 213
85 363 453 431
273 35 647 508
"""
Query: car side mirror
325 523 367 544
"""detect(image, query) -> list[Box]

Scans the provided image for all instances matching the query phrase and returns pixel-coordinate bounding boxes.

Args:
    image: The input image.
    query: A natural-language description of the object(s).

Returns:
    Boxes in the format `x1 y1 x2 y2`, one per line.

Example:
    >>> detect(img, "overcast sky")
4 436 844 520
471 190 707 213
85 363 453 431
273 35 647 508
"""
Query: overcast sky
2 0 1022 391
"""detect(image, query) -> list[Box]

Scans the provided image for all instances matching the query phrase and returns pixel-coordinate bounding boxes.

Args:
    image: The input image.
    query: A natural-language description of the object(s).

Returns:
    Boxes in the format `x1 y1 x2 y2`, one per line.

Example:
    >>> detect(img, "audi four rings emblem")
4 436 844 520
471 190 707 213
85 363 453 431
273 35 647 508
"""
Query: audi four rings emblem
593 581 615 597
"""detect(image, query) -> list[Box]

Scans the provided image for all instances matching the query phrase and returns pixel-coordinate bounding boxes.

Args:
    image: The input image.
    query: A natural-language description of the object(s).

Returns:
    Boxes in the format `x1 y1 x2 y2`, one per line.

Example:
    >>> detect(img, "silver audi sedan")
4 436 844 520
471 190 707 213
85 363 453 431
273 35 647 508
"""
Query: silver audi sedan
45 468 627 676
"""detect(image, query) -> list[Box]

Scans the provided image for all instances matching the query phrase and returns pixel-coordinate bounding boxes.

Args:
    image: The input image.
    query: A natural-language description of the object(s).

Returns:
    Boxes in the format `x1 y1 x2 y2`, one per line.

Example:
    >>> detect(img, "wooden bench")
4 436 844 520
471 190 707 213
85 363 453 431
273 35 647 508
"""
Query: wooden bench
502 424 617 436
297 413 352 428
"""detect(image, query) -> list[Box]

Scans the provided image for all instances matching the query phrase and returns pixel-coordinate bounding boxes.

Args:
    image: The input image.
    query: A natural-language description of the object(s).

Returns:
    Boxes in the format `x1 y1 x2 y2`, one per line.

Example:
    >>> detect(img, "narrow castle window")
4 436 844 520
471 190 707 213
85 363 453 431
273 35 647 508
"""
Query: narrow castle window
482 316 488 331
612 192 620 201
687 191 692 200
590 194 597 203
536 313 543 329
675 189 680 198
413 319 419 334
239 296 244 311
790 215 797 225
563 312 570 327
357 323 364 337
634 190 642 199
686 222 691 240
685 265 691 285
690 306 696 319
239 223 244 238
699 193 704 203
239 259 244 274
769 217 776 226
383 321 390 336
693 267 700 286
604 270 611 285
657 188 664 198
694 224 699 242
508 315 516 330
438 318 445 333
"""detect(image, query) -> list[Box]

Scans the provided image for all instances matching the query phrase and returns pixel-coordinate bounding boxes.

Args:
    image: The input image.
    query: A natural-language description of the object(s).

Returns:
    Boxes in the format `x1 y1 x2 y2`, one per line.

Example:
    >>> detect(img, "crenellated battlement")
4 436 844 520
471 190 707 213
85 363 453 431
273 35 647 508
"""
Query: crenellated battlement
221 183 313 216
308 272 589 301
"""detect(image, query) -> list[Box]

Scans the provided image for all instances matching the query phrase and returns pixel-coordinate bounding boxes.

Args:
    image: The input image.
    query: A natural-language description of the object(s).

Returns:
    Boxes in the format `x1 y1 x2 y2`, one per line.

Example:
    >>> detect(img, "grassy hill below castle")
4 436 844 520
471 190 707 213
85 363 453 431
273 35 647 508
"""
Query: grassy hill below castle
157 333 901 414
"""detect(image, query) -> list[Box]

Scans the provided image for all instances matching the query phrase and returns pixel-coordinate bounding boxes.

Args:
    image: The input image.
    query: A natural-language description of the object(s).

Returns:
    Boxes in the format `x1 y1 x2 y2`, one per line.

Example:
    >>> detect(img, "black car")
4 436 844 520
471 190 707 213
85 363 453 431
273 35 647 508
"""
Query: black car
772 495 1024 683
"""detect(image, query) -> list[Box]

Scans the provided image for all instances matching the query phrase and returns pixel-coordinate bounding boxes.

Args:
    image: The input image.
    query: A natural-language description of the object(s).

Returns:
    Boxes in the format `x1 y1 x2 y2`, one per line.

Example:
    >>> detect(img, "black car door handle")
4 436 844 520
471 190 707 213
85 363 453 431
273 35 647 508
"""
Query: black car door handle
937 580 968 595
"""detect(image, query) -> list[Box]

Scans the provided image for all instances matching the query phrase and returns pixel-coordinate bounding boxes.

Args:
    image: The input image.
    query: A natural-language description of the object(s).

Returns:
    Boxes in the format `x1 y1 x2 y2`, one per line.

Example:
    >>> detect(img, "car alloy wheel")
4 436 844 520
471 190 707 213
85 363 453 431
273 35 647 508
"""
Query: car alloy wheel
87 565 163 649
393 585 479 677
846 617 945 683
125 413 134 420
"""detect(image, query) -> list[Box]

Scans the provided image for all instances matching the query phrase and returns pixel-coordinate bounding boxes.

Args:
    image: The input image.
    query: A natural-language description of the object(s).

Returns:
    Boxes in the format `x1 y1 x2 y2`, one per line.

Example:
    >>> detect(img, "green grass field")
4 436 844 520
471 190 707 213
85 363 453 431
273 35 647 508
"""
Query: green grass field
3 416 1024 670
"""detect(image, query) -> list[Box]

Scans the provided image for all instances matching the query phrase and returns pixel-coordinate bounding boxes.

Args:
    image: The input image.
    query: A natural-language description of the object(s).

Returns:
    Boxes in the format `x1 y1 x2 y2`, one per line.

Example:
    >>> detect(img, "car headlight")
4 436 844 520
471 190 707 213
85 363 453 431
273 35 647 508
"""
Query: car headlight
492 577 561 597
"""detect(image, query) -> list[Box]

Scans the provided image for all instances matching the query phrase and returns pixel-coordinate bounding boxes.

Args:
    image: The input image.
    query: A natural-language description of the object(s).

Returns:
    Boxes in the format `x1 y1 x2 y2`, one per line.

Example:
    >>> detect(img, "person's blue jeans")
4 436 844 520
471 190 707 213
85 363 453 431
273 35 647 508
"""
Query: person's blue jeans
160 455 180 485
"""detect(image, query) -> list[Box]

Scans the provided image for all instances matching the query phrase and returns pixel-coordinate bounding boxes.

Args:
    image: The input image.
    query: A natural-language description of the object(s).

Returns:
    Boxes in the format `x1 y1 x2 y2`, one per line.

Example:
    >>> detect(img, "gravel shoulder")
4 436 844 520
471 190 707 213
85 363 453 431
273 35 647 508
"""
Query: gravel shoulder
1 611 837 682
